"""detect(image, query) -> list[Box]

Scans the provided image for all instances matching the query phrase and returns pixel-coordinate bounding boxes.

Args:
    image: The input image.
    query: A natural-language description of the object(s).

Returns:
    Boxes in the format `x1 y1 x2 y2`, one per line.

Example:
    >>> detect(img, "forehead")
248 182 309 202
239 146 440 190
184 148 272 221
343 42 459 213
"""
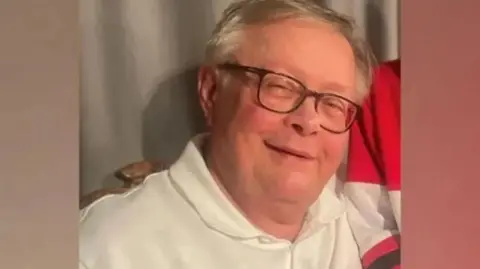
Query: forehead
235 18 356 95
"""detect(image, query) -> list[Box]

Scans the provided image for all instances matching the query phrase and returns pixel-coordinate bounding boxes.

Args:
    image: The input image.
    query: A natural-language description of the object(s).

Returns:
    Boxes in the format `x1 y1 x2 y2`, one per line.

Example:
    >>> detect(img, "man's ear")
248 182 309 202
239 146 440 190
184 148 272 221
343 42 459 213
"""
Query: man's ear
197 66 218 127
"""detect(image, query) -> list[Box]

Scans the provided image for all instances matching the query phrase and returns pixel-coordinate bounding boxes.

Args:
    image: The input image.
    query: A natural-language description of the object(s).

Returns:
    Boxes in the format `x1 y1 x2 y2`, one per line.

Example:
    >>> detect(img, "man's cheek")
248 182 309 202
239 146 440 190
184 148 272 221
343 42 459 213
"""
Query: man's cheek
244 107 282 130
234 106 262 130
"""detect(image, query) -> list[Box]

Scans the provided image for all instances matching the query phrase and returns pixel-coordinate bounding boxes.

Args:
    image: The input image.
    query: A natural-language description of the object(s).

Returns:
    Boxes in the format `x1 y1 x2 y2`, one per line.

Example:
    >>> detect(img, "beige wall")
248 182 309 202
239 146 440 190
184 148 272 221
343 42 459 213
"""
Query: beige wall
0 0 78 268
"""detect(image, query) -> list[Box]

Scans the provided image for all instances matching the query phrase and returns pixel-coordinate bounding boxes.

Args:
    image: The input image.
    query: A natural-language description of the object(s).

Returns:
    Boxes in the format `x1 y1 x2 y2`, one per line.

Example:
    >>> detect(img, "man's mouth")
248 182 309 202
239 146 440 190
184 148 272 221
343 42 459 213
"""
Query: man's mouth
264 142 315 160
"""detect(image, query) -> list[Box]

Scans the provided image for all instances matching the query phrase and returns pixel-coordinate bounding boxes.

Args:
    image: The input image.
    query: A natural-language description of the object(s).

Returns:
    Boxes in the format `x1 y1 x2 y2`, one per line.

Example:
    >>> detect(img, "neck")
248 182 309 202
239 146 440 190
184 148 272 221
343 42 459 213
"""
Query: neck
233 198 308 241
204 144 308 241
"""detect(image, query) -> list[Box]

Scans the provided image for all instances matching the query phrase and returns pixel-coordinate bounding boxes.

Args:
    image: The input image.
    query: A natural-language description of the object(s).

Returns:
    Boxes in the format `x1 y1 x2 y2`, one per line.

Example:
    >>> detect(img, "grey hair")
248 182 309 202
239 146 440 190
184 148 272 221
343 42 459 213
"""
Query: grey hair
204 0 376 101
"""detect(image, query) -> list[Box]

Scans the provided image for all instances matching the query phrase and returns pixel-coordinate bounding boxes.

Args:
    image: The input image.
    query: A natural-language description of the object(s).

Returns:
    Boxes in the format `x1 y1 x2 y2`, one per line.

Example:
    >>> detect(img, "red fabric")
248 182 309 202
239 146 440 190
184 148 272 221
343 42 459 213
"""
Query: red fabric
347 59 401 191
362 235 401 269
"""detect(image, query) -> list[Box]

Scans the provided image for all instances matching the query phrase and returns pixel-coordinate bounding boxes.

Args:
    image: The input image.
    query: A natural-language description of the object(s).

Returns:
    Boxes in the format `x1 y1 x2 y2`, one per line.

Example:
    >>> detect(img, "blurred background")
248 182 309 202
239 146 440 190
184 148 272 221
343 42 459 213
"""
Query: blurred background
79 0 399 195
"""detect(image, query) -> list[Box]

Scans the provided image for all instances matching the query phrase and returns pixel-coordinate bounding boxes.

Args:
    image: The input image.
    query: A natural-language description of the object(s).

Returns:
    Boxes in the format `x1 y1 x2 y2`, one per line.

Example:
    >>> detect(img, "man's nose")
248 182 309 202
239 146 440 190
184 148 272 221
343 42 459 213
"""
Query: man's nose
284 98 321 136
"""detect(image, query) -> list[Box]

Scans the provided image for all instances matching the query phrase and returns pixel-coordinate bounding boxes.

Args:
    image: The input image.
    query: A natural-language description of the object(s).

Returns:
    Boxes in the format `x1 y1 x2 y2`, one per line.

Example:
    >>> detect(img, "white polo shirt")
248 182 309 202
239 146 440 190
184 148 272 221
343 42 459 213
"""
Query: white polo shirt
79 135 362 269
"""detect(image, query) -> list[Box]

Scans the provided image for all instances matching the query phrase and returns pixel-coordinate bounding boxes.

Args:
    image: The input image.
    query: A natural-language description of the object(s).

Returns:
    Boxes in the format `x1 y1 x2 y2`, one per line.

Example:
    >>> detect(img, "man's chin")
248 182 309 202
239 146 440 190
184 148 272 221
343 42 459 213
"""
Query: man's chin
266 177 322 203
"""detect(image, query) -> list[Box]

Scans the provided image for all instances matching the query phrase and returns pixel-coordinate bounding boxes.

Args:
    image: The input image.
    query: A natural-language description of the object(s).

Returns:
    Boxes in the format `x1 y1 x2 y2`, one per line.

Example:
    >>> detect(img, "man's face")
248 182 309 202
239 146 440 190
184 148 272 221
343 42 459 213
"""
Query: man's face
199 18 357 207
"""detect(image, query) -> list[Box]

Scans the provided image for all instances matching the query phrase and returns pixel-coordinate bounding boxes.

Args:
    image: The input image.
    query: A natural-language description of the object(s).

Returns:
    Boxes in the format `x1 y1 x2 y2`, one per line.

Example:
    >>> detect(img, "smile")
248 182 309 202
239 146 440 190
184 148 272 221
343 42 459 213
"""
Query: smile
264 142 315 160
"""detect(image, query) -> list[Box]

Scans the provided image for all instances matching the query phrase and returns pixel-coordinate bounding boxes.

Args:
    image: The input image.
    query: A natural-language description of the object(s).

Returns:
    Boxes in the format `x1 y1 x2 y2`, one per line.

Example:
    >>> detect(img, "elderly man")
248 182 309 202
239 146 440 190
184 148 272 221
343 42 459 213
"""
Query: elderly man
79 0 375 268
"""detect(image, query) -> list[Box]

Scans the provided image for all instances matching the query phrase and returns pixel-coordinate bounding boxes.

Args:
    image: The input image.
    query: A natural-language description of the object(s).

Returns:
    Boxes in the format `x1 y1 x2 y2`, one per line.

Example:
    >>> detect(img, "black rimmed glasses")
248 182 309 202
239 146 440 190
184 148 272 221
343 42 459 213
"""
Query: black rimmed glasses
217 63 360 134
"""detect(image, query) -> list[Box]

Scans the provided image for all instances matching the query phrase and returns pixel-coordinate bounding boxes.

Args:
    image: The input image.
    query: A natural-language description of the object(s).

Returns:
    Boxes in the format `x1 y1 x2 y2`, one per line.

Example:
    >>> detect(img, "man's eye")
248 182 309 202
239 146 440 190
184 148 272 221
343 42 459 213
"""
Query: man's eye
326 101 343 109
319 98 346 114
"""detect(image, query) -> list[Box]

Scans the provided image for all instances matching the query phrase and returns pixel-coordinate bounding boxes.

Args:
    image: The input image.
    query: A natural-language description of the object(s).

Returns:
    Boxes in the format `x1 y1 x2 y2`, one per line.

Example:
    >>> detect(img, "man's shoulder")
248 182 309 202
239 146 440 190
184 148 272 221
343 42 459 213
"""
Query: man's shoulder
81 171 167 218
79 171 178 265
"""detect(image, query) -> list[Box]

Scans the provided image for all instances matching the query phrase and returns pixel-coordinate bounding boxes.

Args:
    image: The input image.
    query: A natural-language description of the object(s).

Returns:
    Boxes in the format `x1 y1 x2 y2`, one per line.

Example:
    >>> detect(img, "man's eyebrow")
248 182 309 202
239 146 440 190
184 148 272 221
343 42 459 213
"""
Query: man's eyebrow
242 62 354 94
263 64 351 91
320 81 350 91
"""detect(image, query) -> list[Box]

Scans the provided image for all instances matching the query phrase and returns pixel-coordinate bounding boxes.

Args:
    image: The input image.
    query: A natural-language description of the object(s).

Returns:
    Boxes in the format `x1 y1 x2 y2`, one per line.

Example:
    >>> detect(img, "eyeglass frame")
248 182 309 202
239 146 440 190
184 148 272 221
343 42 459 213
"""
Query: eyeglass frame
216 62 362 134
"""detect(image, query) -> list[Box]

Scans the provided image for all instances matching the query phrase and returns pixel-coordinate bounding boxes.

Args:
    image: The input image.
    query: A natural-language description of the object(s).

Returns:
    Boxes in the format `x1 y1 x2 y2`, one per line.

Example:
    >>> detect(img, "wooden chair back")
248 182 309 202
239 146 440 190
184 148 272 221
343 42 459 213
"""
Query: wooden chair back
80 160 165 209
